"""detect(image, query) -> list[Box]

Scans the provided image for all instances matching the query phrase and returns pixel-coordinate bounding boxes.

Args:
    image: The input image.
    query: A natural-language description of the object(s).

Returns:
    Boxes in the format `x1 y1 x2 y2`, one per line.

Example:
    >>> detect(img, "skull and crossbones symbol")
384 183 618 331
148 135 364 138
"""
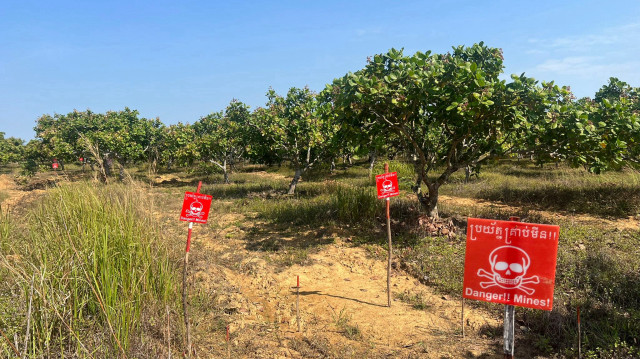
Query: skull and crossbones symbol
476 245 540 295
381 179 394 193
185 200 204 218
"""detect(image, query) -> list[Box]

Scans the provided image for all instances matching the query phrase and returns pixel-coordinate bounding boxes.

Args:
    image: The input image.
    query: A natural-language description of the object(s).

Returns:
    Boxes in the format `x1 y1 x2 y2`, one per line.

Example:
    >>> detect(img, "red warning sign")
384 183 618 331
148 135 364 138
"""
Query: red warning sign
463 218 560 310
179 192 213 224
375 172 399 199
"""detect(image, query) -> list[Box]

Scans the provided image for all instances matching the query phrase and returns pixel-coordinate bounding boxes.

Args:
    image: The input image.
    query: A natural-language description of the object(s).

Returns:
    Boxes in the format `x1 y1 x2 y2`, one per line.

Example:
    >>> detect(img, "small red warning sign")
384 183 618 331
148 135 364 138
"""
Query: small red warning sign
179 192 213 224
375 172 399 199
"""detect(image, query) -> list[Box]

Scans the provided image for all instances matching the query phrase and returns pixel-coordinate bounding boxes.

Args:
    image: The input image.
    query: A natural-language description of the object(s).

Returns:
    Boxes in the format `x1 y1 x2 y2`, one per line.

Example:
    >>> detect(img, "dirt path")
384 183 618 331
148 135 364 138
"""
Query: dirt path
173 205 505 358
0 174 46 210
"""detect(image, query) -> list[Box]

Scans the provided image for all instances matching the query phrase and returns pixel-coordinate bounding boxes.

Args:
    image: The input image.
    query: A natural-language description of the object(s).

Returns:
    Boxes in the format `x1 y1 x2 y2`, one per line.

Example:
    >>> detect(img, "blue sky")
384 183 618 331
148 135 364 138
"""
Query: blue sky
1 0 639 140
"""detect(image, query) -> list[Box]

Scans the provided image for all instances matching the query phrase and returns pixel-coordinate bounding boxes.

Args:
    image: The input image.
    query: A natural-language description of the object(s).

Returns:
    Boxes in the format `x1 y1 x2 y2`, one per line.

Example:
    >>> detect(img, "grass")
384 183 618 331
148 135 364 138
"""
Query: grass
0 182 179 357
330 306 362 341
440 161 640 218
395 290 432 310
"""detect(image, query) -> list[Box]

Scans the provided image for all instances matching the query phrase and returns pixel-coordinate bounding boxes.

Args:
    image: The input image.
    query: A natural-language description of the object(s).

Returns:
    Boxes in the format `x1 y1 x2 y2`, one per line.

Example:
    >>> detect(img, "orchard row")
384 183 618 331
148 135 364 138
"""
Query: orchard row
1 43 638 217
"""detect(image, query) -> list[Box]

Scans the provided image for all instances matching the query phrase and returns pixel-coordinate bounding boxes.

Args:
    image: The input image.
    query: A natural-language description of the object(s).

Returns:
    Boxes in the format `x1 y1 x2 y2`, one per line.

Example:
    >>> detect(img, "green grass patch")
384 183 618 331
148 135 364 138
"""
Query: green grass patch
440 161 640 218
0 182 179 357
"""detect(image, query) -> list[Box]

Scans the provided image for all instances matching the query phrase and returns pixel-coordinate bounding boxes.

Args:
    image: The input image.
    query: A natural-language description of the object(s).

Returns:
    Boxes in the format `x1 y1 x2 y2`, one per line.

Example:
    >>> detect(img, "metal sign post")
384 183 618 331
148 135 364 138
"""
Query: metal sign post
179 181 213 358
503 216 519 359
376 163 399 308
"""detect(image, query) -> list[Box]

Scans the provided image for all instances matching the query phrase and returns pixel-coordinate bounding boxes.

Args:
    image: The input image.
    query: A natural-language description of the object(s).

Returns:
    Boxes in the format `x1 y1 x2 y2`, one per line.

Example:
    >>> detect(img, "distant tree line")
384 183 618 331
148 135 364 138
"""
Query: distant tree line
1 43 638 217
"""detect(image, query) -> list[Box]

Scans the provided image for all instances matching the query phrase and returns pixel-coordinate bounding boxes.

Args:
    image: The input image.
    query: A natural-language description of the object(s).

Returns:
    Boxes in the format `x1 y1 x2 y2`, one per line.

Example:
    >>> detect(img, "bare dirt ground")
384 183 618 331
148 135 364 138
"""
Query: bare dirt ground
0 174 47 211
173 210 505 358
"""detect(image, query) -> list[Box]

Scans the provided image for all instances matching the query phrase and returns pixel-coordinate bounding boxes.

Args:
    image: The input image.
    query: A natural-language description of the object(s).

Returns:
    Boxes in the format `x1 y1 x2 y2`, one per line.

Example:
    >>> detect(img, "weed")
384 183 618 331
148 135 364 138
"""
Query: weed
274 247 310 268
330 305 362 341
0 182 179 357
396 290 432 310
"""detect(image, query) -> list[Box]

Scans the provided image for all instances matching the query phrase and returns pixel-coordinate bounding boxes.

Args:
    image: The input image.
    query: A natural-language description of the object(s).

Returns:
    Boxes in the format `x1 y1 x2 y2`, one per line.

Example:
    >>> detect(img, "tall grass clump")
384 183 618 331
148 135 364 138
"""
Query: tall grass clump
0 182 178 357
332 185 379 224
254 183 381 227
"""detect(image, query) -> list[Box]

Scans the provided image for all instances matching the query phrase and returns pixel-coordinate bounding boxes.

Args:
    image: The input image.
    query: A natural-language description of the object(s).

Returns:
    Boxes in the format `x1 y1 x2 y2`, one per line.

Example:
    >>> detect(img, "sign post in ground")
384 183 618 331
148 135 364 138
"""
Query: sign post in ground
375 164 399 307
463 216 560 358
179 182 213 357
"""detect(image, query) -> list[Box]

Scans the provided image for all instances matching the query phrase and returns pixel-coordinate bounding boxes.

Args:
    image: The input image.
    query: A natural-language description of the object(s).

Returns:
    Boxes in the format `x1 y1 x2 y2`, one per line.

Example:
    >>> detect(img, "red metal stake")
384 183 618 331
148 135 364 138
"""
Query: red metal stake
577 306 581 359
182 181 202 358
226 325 230 359
385 163 392 308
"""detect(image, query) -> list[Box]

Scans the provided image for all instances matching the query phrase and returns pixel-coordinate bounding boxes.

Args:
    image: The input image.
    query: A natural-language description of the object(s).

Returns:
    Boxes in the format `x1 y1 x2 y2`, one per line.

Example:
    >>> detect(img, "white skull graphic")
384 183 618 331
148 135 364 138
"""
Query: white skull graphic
187 200 204 218
477 245 540 295
489 246 530 288
382 179 393 192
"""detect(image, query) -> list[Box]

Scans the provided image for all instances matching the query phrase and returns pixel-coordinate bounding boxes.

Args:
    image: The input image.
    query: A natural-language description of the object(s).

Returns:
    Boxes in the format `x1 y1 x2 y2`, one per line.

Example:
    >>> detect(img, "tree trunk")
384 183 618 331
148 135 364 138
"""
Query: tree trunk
368 151 377 178
411 154 423 195
223 159 230 184
118 160 126 181
104 155 112 177
288 168 303 195
59 160 65 171
418 184 439 218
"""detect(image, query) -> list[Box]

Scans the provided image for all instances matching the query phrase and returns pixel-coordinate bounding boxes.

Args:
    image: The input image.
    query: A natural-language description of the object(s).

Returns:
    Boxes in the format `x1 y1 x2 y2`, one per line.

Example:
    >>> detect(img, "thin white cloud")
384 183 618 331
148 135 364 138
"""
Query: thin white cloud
535 56 638 78
544 22 640 51
526 21 640 88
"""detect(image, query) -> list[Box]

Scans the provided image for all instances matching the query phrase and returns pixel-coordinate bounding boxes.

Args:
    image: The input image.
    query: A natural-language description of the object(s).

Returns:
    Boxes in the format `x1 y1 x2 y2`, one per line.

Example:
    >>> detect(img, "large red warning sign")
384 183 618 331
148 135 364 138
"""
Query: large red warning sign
463 218 560 310
375 172 399 199
179 192 213 224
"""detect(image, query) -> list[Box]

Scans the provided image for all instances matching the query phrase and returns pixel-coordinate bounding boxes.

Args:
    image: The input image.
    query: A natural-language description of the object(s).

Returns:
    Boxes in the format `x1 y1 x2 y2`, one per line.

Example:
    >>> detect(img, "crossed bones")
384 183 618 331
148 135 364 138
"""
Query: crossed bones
476 269 540 295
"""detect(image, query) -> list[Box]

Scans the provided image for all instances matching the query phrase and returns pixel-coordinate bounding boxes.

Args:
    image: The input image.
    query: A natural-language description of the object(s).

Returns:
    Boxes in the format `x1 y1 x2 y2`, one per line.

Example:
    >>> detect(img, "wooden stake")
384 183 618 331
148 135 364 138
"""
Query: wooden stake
385 163 392 308
166 305 171 359
296 275 301 332
461 297 465 338
226 325 230 359
182 181 202 358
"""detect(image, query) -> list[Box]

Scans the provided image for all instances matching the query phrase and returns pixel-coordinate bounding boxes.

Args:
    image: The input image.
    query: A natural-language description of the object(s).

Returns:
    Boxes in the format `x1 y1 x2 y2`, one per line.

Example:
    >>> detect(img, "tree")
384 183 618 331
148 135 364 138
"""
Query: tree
251 87 338 194
0 133 24 168
193 100 250 183
161 123 199 170
329 43 552 217
526 78 640 173
34 108 167 178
